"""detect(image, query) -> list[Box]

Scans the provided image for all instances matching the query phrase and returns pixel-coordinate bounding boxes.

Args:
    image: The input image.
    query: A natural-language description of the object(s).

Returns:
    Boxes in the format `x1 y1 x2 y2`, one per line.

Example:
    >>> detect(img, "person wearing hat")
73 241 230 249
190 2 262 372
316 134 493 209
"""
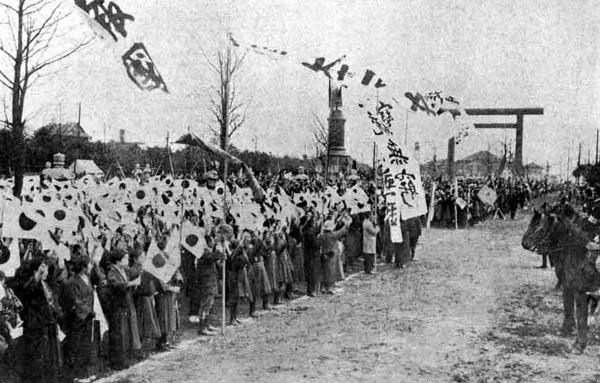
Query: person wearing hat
205 170 219 190
317 213 352 295
362 210 380 275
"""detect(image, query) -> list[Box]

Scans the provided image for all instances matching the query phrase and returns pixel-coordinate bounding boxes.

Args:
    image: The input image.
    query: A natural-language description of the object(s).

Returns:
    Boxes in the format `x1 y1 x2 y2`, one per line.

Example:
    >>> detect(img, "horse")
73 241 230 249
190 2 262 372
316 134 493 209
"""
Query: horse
522 203 600 353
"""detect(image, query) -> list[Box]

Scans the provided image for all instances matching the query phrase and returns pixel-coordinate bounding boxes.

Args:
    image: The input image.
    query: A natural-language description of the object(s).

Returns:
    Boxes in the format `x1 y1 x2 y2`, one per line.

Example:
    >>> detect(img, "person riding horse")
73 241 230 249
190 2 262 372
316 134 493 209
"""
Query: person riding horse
522 201 600 353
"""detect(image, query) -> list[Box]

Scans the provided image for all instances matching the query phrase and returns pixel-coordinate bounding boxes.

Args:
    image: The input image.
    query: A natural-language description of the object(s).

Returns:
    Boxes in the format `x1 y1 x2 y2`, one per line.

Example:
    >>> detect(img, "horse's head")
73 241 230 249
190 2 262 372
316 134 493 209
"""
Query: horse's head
522 207 557 253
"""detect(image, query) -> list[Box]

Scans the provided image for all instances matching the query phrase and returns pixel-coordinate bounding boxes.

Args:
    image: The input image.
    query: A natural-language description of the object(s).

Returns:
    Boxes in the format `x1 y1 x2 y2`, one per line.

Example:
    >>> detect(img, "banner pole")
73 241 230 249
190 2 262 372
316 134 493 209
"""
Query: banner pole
0 196 5 238
426 181 436 230
466 185 471 228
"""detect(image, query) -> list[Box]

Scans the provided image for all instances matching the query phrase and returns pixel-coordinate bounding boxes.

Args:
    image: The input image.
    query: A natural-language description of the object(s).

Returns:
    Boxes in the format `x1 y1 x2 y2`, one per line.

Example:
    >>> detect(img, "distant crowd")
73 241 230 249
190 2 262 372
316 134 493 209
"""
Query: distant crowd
0 167 563 383
425 177 554 227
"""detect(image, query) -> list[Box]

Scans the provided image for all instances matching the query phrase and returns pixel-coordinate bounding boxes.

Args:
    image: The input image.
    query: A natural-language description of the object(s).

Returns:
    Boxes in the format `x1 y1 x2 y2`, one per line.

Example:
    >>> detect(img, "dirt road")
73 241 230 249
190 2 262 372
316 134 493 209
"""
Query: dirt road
94 213 600 382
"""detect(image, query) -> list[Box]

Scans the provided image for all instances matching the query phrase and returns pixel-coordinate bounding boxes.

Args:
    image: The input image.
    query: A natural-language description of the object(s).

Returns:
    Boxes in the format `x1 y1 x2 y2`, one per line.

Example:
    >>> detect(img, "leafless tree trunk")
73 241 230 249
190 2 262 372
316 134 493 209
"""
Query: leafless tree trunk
204 42 247 151
0 0 89 197
311 112 328 157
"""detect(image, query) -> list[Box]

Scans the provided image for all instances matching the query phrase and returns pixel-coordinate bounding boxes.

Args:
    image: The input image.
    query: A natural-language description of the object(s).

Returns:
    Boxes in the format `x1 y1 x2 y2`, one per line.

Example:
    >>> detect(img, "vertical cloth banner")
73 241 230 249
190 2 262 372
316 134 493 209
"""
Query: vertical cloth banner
379 135 427 243
74 0 169 93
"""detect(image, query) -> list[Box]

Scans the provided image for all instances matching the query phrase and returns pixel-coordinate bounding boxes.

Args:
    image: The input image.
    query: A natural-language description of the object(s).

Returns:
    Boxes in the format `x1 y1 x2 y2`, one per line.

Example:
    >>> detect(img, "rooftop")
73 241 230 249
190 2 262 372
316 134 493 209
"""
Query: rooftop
43 122 90 139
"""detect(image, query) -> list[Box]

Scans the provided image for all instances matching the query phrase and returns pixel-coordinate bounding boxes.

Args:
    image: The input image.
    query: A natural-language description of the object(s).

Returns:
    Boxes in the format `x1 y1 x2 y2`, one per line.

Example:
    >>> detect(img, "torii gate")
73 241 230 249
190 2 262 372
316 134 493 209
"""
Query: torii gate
447 108 544 178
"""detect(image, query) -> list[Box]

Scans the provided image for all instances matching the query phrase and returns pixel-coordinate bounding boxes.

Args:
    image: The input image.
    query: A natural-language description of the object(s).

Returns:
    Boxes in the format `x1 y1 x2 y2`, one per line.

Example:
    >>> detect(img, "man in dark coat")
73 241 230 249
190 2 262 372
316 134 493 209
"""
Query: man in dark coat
21 257 63 383
193 235 222 335
61 256 100 381
302 216 321 297
106 249 141 369
227 239 252 324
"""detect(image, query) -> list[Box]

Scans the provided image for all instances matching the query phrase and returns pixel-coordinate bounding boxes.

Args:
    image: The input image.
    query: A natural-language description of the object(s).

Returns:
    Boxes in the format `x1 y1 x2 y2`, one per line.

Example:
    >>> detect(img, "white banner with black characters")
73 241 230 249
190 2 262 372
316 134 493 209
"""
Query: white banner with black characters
379 136 427 242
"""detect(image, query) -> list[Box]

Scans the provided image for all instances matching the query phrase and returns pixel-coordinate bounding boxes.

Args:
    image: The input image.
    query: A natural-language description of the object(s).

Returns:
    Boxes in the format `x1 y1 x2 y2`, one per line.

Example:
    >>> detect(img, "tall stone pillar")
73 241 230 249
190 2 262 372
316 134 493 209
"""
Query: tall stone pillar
328 108 346 157
327 83 348 178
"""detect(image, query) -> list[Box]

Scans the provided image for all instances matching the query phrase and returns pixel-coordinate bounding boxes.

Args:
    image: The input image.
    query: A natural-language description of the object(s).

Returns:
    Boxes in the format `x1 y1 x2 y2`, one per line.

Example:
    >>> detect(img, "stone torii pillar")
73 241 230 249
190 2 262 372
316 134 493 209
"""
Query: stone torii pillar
447 108 543 178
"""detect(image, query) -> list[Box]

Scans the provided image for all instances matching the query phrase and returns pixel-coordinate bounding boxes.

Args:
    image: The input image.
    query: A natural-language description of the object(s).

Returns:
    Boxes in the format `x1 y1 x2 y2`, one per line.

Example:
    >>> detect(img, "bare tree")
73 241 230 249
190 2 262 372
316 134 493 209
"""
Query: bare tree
0 0 89 197
311 112 328 157
204 42 248 151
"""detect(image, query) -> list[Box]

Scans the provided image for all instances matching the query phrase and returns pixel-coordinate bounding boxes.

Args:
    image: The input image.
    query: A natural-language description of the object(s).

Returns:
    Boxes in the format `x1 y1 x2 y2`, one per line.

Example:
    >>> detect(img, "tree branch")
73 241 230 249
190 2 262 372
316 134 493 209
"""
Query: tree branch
28 38 91 78
0 69 13 89
0 2 18 13
0 43 16 62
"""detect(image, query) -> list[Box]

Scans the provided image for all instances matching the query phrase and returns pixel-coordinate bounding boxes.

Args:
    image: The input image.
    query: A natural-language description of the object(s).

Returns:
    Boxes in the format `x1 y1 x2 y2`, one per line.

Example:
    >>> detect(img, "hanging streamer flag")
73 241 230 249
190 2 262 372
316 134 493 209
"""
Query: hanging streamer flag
75 1 169 93
122 43 169 93
228 34 477 143
229 33 386 92
229 34 288 62
366 101 395 136
400 91 477 144
302 56 346 79
74 0 135 41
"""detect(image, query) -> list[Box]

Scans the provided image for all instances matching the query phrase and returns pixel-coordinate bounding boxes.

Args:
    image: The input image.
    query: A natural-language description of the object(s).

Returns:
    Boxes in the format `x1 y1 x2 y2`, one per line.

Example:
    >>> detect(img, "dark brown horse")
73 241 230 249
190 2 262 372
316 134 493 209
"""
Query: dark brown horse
522 203 600 353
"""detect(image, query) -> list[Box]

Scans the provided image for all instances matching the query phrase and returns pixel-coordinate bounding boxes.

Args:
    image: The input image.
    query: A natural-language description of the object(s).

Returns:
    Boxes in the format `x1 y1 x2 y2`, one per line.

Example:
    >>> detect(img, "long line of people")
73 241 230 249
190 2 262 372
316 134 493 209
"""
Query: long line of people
0 196 420 383
4 172 559 383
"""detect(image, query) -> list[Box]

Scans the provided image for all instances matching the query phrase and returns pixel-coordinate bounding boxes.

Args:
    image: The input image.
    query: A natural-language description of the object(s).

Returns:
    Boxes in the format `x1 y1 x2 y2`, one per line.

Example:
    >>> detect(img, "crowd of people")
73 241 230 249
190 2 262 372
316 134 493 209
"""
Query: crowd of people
0 167 560 383
0 169 426 383
425 177 553 227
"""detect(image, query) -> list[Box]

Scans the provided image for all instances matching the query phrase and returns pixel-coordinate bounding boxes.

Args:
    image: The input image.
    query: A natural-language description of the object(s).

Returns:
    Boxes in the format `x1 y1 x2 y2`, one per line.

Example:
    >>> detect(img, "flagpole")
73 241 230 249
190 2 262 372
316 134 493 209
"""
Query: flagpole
594 129 600 165
453 138 458 230
167 132 175 176
178 183 185 258
466 185 471 228
0 196 5 238
404 110 409 145
322 79 333 190
219 38 233 338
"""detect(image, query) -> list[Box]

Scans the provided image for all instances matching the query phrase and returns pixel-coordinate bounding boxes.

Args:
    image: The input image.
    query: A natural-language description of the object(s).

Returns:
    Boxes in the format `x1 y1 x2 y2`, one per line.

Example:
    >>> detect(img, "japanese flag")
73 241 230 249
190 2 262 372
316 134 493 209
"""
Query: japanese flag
0 238 20 277
143 240 177 284
181 222 207 259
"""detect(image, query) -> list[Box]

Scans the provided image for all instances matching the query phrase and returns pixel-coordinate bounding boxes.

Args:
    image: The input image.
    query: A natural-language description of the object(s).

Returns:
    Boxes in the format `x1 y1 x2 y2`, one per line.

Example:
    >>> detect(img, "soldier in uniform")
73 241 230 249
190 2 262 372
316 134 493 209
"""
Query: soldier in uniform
194 235 222 335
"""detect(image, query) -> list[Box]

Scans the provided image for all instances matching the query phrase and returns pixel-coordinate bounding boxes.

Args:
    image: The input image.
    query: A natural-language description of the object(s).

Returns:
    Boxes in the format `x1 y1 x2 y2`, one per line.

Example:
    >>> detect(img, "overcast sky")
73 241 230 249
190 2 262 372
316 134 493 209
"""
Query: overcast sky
5 0 599 175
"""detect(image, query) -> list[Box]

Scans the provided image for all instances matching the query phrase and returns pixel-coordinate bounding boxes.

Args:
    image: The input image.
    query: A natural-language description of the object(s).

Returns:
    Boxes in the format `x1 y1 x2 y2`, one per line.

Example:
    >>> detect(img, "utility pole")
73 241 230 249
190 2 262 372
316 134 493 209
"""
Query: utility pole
594 129 600 165
588 149 591 165
567 147 571 181
77 102 81 128
166 132 175 175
